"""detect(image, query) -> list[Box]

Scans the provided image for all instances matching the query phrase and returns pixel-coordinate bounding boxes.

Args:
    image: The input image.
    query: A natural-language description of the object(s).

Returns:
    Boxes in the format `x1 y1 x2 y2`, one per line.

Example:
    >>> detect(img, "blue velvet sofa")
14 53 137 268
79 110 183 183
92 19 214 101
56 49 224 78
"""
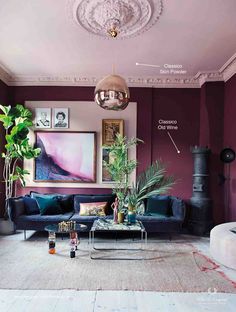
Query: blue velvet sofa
8 193 186 235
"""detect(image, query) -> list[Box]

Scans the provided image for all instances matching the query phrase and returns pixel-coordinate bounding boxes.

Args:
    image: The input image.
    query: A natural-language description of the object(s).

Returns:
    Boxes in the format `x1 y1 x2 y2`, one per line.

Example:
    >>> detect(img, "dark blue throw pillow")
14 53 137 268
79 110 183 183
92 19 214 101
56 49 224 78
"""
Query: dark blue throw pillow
35 196 63 215
23 197 40 215
58 195 74 213
146 195 171 216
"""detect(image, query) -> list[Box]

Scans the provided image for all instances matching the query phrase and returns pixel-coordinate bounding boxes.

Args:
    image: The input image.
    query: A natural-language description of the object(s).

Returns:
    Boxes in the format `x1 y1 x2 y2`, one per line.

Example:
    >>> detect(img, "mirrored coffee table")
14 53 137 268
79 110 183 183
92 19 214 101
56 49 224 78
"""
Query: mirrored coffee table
45 223 87 258
89 219 147 260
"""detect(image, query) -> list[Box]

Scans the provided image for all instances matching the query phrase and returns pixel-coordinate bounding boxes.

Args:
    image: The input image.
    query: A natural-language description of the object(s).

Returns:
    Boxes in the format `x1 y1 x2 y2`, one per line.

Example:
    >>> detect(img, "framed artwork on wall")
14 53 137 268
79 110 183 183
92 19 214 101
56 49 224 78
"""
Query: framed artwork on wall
102 148 115 183
102 119 124 146
53 108 69 128
35 108 51 128
34 131 96 182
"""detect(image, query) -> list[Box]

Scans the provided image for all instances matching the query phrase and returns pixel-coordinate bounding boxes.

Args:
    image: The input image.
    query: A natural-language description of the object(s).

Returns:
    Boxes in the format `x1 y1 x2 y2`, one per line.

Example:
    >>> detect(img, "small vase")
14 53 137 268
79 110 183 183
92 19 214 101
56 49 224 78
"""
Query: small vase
118 212 125 223
127 211 136 223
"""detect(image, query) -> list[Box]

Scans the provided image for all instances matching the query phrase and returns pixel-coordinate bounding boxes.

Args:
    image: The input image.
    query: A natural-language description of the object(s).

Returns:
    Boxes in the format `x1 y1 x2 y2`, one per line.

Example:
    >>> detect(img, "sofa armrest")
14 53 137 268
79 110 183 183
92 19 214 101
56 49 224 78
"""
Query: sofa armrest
171 197 186 221
8 197 26 222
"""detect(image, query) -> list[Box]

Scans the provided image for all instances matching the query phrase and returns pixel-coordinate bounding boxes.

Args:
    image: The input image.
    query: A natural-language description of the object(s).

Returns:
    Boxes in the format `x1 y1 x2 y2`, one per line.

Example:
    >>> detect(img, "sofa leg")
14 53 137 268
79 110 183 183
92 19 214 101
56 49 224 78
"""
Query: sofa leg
169 233 172 241
24 230 26 240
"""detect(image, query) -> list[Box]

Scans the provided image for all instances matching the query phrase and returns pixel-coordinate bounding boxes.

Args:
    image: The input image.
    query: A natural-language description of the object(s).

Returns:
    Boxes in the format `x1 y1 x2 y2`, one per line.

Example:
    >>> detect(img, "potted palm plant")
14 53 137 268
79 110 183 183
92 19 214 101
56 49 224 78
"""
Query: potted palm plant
0 104 41 234
103 133 142 222
127 160 175 216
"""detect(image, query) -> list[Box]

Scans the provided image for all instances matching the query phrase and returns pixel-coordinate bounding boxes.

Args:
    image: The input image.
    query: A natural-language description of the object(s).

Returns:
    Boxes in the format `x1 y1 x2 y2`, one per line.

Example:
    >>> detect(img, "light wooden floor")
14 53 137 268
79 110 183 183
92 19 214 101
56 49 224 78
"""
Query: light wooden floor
1 231 236 312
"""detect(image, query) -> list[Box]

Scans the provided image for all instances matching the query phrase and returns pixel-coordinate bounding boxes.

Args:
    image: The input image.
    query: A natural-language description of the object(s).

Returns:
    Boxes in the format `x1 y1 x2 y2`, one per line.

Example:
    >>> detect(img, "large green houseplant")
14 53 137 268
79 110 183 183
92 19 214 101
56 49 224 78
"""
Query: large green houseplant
0 104 41 223
103 133 142 212
103 134 175 218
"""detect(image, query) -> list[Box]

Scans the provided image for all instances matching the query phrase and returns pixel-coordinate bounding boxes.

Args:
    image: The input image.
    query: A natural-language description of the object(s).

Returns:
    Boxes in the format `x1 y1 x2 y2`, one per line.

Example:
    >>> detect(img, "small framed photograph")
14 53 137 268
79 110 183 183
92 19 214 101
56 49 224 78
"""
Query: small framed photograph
102 148 115 183
102 119 124 146
35 108 51 128
53 108 69 128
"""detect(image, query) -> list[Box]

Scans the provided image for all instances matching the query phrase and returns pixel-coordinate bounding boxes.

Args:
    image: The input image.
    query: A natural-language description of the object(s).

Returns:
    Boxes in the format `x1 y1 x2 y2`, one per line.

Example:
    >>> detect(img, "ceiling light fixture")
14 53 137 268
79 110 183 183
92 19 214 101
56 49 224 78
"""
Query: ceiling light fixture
69 0 163 39
94 74 130 111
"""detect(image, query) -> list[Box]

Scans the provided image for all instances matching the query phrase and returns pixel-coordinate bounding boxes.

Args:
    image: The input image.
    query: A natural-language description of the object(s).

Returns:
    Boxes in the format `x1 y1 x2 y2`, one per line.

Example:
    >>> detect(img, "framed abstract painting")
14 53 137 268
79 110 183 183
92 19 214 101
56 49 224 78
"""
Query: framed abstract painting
34 131 96 182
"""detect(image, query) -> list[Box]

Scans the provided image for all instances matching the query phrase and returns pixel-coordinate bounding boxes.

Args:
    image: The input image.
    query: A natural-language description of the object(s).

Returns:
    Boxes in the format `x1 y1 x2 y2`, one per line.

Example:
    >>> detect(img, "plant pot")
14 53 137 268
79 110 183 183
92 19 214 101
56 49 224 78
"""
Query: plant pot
118 212 125 223
127 211 136 223
0 218 15 235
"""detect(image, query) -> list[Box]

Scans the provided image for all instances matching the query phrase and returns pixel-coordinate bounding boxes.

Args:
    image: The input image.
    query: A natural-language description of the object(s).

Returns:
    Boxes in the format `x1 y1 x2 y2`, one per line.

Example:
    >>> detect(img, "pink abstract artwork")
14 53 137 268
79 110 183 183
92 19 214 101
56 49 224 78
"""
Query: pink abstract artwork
35 132 96 182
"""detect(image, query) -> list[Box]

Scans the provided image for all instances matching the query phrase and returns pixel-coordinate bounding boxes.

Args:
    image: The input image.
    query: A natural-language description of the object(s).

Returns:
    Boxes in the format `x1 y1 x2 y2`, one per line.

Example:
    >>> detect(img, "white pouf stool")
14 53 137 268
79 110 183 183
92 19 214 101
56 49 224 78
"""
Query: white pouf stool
210 222 236 270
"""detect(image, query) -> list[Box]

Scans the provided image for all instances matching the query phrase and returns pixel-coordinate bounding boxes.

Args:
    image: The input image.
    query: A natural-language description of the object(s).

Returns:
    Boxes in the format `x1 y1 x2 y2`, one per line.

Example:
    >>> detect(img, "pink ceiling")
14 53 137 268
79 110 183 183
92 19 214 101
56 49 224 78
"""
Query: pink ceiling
0 0 235 81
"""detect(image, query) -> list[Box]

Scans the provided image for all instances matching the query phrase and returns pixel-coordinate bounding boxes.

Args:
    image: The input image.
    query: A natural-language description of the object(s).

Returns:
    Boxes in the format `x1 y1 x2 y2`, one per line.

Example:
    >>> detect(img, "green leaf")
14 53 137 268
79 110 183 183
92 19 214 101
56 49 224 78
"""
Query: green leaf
0 115 13 128
0 104 11 115
8 106 21 118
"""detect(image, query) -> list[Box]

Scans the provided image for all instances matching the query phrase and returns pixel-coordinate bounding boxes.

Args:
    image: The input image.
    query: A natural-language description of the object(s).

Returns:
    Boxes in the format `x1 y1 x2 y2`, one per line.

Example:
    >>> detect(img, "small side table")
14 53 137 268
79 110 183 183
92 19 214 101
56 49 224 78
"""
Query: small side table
44 223 87 258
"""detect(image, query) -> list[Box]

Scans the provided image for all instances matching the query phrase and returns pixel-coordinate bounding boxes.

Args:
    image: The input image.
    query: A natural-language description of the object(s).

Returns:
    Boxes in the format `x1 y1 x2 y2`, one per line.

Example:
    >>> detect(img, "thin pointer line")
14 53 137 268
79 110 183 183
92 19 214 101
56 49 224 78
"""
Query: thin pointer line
136 62 160 68
167 131 180 154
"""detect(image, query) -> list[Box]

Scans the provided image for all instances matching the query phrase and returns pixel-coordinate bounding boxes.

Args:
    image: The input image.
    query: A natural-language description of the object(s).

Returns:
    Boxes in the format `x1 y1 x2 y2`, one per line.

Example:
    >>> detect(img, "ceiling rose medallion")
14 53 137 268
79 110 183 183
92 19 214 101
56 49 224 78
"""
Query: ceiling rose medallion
68 0 163 39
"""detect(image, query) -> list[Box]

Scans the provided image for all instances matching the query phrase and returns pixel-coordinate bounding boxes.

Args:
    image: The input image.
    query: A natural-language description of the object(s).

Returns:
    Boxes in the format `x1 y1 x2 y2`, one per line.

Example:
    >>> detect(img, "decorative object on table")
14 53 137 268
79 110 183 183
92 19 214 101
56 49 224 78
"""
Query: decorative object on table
103 133 143 214
102 119 124 145
111 197 119 223
58 221 76 232
53 108 69 128
95 75 130 110
118 211 125 224
34 131 96 182
68 0 163 39
126 160 175 216
0 104 41 228
189 146 212 236
35 108 51 128
127 207 136 224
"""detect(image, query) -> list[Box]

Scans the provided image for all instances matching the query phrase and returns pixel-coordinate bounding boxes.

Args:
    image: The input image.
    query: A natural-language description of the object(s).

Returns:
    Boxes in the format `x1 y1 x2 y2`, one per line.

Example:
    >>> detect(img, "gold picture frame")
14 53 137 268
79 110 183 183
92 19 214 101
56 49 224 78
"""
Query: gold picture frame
102 119 124 146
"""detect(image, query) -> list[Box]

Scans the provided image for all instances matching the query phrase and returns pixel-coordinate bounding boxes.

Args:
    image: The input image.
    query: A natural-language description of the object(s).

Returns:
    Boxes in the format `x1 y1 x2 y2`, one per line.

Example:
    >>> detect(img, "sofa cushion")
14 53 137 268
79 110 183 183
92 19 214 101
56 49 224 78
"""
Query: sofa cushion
23 197 40 215
36 196 63 215
74 194 115 214
58 195 74 213
31 192 74 213
146 195 171 216
8 196 25 221
30 192 58 200
79 202 107 216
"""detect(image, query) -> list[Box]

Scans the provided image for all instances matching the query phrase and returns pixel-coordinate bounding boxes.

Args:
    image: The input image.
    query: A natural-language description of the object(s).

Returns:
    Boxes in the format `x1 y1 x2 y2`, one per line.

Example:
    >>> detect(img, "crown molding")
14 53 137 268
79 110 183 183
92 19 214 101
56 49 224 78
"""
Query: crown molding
1 53 236 88
219 52 236 82
0 64 12 85
194 71 224 87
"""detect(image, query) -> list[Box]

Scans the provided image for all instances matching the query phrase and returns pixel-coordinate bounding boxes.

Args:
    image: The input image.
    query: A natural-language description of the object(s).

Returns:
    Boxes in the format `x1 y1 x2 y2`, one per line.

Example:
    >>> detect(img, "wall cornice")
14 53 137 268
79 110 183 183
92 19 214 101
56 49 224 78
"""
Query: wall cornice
1 53 236 88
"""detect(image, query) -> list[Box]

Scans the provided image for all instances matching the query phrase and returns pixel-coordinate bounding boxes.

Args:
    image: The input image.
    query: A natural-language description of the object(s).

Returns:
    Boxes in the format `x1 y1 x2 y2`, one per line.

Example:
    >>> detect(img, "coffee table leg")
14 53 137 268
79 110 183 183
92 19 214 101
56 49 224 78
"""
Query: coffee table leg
70 231 77 258
48 231 56 254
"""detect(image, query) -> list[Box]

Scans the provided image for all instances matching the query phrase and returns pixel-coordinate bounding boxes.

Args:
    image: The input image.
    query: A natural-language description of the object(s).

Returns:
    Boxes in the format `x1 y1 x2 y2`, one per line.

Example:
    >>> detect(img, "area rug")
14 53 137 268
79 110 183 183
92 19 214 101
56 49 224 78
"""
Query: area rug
0 237 236 293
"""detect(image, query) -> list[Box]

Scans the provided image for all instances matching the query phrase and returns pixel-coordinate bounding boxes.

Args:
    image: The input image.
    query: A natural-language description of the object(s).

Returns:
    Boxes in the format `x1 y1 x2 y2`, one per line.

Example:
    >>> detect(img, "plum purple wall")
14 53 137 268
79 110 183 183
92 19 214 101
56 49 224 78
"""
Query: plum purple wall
199 82 225 224
0 81 231 224
224 74 236 221
151 88 200 200
0 80 9 215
